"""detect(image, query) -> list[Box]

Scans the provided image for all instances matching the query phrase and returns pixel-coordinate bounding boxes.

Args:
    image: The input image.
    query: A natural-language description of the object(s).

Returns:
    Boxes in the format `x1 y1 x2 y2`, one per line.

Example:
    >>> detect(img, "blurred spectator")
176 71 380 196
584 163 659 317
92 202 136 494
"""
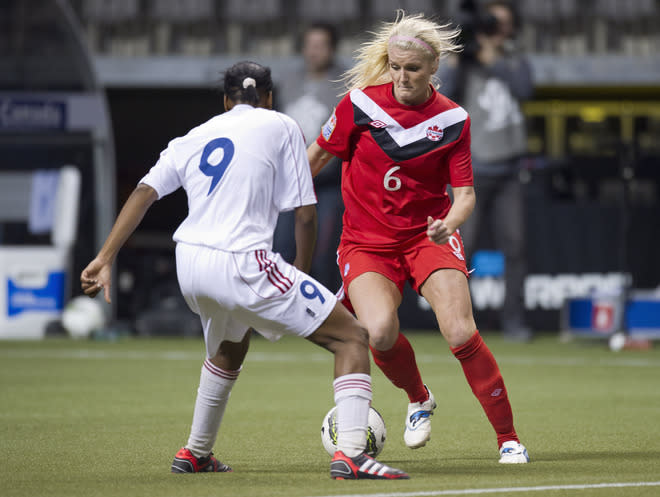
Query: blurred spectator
273 22 346 291
437 0 534 341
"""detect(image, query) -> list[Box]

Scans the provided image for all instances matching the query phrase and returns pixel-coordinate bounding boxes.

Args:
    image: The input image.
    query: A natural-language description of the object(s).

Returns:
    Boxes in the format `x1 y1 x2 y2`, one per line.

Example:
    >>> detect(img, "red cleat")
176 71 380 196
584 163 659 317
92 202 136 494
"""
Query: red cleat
330 451 409 480
171 447 232 473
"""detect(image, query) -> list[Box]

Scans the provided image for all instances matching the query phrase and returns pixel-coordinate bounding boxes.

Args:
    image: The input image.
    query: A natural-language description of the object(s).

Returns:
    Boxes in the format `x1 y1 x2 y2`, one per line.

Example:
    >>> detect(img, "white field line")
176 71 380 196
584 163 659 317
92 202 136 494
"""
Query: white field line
0 349 658 368
306 480 660 497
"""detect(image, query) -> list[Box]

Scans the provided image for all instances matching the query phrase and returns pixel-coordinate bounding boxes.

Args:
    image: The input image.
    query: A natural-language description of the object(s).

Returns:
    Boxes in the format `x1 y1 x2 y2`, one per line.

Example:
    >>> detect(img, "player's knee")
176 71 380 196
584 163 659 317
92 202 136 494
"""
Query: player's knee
329 315 365 340
365 318 399 350
350 322 369 348
308 310 368 353
441 319 476 348
335 320 369 354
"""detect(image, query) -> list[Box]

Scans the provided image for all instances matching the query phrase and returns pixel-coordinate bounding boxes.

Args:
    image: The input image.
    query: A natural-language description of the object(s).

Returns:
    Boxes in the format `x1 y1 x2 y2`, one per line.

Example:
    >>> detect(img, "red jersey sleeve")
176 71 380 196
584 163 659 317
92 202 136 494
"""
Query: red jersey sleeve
448 115 473 187
315 93 356 161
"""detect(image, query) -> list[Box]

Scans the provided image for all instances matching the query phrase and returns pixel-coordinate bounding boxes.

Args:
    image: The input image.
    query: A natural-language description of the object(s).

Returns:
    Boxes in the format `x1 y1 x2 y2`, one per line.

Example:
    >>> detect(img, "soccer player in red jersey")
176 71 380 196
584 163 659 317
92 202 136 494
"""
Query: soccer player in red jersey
307 11 529 463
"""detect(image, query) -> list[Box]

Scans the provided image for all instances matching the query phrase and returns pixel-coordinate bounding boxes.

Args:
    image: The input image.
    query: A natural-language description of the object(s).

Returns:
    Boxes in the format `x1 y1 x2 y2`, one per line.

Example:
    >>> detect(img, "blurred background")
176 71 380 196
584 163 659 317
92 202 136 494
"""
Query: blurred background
1 0 659 340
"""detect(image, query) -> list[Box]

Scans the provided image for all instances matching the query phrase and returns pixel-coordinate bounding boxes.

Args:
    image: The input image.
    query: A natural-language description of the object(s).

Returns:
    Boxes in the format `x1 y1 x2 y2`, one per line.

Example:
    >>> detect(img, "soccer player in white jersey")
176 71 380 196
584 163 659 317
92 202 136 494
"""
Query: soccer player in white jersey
80 61 408 480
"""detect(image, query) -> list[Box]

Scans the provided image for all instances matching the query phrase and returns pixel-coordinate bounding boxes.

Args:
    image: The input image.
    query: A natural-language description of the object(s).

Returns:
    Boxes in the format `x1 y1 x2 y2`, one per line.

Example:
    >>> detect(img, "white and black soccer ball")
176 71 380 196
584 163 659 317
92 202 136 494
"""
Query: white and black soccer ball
320 406 386 457
61 296 106 339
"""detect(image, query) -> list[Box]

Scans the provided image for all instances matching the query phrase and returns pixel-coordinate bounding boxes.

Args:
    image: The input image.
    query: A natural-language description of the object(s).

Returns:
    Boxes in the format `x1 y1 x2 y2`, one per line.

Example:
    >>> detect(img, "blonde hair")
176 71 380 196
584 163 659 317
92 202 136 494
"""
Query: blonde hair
341 10 462 94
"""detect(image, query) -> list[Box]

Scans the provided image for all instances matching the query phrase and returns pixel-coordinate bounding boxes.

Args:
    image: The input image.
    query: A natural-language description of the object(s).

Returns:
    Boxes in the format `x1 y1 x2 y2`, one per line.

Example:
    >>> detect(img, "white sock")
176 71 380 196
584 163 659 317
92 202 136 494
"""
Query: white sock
186 359 240 458
333 373 372 458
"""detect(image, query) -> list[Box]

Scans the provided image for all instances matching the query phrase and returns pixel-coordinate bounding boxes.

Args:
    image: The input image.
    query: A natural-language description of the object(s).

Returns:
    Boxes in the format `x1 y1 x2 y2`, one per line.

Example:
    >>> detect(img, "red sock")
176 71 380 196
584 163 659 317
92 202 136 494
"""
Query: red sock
370 332 428 403
451 331 519 448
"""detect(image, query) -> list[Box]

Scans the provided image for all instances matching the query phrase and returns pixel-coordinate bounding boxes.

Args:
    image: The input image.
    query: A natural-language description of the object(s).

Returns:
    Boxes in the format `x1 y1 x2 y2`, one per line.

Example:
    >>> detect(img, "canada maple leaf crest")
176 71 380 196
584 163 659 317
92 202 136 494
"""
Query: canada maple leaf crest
426 125 444 141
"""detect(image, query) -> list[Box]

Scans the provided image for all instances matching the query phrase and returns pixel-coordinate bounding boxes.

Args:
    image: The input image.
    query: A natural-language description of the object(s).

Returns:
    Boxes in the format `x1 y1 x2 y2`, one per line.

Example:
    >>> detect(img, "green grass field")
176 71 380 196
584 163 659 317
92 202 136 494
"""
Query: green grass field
1 331 659 497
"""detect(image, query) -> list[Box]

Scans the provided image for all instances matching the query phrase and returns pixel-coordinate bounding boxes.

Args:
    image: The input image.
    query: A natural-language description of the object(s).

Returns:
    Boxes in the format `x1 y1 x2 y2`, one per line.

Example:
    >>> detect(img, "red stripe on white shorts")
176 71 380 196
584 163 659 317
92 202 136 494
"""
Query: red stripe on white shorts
254 249 292 294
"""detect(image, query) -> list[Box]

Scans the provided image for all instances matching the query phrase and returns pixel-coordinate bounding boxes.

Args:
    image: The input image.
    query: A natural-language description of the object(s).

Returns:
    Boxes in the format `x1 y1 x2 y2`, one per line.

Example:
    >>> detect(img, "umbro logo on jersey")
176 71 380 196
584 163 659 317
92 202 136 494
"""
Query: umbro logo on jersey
369 120 388 128
426 125 444 141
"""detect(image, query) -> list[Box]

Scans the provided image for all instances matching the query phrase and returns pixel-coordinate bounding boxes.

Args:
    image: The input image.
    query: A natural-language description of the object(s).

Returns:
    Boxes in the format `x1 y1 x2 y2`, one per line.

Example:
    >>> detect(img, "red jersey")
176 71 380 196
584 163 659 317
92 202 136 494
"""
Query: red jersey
316 82 472 247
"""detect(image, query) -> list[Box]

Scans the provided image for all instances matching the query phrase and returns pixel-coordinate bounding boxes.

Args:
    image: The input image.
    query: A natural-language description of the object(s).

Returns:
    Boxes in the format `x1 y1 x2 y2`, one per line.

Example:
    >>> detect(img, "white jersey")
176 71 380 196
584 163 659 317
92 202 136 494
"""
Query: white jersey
139 104 317 251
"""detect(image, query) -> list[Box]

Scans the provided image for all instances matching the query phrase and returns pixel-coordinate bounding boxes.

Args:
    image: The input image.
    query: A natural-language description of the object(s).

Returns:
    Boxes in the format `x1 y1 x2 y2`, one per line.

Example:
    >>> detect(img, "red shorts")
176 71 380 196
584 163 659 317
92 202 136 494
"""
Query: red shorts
337 230 469 298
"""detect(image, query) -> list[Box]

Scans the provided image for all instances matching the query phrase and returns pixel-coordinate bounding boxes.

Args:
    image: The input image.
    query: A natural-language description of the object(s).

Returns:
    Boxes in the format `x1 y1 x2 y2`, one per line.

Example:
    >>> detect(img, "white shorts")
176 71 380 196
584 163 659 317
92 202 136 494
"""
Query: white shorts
175 243 337 357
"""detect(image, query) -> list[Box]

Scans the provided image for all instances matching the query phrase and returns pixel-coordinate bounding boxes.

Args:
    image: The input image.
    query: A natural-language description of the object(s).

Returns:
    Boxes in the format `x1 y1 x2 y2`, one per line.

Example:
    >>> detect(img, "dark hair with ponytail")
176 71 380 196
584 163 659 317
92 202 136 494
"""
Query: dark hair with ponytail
222 61 273 106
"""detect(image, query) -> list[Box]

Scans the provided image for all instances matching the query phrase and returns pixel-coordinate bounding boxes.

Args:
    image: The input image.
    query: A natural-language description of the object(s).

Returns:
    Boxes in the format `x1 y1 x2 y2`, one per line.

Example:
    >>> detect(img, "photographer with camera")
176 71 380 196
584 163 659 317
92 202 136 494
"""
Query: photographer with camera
437 0 534 342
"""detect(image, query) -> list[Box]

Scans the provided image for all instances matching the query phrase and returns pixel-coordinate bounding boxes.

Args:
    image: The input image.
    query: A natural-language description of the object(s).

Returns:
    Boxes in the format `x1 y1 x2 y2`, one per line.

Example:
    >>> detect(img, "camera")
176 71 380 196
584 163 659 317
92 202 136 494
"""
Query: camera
455 0 500 60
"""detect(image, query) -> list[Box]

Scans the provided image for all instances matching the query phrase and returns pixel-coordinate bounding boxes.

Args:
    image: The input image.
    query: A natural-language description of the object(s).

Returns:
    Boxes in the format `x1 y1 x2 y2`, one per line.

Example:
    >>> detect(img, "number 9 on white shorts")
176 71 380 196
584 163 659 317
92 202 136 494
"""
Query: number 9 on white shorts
176 243 338 354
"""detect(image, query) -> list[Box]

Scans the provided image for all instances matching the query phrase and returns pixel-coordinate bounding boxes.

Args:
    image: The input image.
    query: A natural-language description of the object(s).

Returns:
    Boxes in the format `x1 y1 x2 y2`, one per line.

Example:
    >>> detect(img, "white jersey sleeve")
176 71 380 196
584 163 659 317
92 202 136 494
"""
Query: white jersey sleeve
272 114 317 212
139 147 182 199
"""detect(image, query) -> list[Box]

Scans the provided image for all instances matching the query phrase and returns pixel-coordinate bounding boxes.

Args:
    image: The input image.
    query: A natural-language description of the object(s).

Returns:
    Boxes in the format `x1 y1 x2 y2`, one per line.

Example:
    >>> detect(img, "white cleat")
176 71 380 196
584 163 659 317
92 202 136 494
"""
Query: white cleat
404 386 436 449
498 441 530 464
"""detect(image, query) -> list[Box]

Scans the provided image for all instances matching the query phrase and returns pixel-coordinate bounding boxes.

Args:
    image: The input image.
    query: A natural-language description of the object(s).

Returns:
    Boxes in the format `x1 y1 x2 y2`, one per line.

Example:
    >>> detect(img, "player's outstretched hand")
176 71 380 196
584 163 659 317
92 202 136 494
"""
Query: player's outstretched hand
81 258 112 303
427 216 450 245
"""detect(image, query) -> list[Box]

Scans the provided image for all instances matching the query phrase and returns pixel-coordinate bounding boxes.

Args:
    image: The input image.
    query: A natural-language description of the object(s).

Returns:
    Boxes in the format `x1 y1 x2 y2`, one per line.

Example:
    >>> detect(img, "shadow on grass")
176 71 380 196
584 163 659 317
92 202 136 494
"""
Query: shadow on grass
539 449 660 462
377 448 660 477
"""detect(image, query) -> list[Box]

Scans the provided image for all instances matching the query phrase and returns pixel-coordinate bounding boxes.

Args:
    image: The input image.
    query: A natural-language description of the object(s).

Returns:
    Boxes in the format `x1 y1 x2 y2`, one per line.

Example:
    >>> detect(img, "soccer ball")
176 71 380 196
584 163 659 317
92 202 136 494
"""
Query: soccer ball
320 406 386 457
61 296 106 339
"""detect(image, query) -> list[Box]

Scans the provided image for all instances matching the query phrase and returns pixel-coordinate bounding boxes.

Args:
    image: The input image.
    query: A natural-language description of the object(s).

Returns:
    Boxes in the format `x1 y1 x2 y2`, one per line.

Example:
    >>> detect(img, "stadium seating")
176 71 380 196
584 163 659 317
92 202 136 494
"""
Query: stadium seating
70 0 660 57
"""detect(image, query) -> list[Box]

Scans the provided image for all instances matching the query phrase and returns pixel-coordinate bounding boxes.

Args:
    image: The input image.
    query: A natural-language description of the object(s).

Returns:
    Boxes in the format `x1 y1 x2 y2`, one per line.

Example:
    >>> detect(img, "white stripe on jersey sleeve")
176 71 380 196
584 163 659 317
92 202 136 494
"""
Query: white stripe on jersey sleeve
349 89 468 148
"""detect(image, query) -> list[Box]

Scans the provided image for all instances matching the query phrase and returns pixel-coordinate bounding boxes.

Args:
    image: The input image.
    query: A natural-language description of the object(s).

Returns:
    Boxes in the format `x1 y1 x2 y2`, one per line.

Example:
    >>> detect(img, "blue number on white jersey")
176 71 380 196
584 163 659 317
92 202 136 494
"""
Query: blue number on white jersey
300 280 326 304
199 137 235 195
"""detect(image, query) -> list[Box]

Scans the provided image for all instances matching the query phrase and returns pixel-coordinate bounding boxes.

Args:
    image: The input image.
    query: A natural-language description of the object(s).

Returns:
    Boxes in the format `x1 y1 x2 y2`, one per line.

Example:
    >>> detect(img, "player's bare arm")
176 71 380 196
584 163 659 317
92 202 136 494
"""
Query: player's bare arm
307 141 336 177
292 204 317 273
427 186 475 244
81 183 158 303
